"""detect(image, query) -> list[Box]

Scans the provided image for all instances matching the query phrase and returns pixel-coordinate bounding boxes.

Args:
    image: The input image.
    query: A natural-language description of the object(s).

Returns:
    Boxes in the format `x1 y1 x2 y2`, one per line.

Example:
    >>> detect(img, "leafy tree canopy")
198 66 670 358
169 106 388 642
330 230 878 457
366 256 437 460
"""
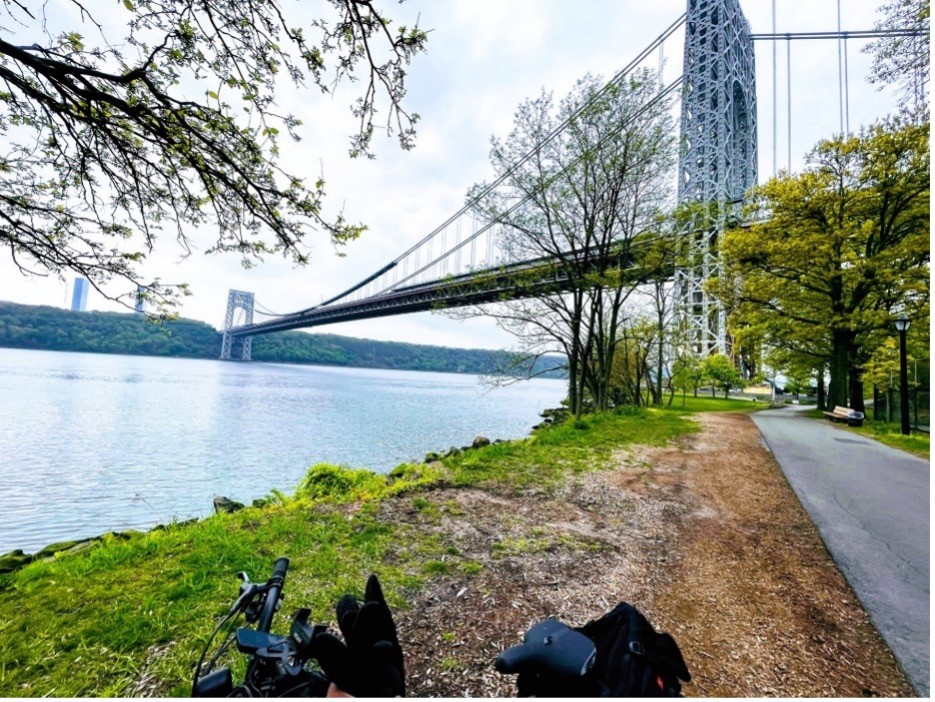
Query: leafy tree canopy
713 116 929 409
0 0 427 312
701 352 742 399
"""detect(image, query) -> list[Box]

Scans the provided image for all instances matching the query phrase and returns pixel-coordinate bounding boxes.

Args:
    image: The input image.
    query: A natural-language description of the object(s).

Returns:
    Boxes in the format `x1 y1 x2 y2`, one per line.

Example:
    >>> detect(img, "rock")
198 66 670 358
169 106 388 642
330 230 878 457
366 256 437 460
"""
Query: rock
213 496 245 514
443 446 462 458
472 436 491 449
424 451 441 464
61 541 94 557
0 549 35 574
34 539 87 559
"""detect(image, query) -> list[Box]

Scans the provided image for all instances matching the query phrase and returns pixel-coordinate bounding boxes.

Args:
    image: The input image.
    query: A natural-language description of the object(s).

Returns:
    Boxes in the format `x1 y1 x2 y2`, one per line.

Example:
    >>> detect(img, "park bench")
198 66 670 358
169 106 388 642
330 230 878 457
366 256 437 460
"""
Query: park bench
823 405 865 427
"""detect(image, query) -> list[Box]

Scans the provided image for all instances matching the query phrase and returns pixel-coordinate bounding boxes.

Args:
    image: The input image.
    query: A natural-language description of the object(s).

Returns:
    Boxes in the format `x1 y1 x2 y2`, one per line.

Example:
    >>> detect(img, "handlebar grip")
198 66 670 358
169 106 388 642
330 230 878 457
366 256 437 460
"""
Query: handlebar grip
271 557 289 584
495 643 531 674
256 557 289 633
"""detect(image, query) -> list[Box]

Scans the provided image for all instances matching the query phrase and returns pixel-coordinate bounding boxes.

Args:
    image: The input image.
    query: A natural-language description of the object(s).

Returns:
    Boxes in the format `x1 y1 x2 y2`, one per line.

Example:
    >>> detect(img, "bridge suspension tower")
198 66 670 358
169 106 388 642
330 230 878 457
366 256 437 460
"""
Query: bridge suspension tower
676 0 757 356
220 289 255 360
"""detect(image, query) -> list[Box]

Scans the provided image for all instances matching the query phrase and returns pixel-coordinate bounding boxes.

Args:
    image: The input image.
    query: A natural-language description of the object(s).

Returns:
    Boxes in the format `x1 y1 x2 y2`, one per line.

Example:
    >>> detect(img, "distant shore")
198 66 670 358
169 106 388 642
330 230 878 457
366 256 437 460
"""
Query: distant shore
0 300 566 377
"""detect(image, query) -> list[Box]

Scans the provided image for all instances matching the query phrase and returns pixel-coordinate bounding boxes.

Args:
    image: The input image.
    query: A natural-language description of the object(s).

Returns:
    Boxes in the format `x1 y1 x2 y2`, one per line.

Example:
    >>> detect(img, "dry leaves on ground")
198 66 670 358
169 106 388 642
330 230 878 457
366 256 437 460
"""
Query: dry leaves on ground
384 412 913 697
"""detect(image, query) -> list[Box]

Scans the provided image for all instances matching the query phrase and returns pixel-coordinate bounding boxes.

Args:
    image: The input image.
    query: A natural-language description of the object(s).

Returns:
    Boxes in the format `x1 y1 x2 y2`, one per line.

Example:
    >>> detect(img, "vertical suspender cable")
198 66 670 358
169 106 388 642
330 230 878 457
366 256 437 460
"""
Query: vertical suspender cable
772 0 778 176
786 36 792 172
836 0 844 134
843 35 850 136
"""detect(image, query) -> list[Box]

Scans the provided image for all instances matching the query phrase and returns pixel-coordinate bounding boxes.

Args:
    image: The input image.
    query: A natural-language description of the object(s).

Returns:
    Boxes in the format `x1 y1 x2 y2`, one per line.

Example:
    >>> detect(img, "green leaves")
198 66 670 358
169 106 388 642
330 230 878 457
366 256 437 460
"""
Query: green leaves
715 116 929 405
0 0 428 313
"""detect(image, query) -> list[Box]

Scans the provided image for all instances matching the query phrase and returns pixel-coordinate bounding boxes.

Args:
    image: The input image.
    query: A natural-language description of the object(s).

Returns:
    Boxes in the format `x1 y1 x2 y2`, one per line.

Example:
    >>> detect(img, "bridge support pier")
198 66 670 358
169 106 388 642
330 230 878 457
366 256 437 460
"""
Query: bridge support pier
220 289 255 360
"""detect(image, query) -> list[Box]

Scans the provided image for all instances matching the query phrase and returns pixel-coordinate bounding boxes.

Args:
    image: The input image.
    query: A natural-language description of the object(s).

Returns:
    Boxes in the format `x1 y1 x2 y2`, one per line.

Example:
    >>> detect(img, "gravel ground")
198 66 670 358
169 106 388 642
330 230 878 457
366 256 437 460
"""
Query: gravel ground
383 412 914 697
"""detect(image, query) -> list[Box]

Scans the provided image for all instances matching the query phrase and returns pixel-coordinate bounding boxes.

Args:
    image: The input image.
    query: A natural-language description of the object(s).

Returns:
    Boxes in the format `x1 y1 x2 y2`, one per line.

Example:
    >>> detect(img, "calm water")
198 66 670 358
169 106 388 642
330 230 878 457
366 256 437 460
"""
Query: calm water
0 348 565 553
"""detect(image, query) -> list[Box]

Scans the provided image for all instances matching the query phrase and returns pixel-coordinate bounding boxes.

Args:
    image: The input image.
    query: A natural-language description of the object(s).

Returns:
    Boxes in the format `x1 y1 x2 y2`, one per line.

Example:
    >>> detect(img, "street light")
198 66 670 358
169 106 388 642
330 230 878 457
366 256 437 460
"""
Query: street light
894 314 911 435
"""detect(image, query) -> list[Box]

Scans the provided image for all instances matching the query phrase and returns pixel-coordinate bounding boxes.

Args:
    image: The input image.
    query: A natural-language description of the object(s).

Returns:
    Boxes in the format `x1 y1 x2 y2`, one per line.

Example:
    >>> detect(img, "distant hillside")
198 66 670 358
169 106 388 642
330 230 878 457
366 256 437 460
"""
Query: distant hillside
0 301 565 377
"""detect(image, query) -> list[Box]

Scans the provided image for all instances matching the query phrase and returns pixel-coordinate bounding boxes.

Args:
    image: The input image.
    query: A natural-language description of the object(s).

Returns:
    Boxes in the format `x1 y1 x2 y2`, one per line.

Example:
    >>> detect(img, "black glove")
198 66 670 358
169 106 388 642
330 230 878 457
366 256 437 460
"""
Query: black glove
309 574 405 697
512 602 691 697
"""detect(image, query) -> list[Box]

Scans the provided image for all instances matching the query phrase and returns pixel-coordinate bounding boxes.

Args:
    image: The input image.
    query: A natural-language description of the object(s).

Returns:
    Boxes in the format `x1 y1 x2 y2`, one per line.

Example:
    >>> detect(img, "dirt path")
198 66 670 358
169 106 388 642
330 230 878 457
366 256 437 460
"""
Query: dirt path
388 412 914 697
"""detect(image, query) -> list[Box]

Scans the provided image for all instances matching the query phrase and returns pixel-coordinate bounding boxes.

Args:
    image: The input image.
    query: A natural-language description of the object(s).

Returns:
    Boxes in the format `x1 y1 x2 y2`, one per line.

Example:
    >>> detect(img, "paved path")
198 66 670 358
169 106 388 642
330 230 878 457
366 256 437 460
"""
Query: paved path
752 407 929 696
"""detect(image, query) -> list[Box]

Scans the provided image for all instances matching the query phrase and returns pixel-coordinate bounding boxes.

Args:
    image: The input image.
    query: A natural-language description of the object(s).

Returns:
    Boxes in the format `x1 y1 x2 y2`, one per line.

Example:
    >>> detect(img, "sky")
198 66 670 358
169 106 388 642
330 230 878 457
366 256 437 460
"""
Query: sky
0 0 906 351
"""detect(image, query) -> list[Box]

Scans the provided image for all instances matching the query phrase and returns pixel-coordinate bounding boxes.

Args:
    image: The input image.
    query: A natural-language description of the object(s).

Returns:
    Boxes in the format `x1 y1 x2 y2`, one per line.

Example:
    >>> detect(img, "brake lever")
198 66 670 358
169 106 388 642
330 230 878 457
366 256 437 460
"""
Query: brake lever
229 582 257 616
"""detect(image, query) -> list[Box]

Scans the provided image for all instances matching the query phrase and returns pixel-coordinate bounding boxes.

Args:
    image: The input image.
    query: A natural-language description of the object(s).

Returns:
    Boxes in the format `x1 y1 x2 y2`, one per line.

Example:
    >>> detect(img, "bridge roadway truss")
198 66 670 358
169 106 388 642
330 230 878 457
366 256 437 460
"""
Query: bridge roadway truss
222 246 647 345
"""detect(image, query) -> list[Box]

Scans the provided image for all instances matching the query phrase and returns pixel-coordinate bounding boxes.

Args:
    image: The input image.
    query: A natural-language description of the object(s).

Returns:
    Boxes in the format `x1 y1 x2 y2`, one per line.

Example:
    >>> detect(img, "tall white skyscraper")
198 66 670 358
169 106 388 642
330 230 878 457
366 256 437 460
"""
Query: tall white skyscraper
135 285 147 313
71 277 89 312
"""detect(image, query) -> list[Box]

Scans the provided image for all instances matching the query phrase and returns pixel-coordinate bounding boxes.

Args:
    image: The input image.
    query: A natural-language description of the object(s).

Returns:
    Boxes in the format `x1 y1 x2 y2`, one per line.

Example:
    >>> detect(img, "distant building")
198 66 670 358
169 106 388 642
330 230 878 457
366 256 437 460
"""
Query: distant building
71 277 89 312
135 285 147 314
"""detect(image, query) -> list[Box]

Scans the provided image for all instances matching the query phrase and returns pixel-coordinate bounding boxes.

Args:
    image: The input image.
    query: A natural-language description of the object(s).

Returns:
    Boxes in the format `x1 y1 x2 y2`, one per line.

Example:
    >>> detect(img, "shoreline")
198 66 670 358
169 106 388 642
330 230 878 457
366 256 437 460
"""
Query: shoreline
0 351 565 557
0 409 563 571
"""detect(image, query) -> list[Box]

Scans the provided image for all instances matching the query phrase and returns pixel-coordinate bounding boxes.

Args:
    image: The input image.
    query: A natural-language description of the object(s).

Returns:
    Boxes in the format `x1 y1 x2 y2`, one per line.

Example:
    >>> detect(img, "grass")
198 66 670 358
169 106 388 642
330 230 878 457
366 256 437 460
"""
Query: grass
0 405 702 697
663 394 763 413
803 409 929 458
843 421 930 458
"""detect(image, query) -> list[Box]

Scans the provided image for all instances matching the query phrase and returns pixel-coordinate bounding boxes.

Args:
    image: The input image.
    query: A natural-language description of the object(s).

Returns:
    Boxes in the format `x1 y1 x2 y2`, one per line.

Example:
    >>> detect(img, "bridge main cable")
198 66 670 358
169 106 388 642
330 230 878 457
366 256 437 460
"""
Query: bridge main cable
301 12 688 313
227 72 688 339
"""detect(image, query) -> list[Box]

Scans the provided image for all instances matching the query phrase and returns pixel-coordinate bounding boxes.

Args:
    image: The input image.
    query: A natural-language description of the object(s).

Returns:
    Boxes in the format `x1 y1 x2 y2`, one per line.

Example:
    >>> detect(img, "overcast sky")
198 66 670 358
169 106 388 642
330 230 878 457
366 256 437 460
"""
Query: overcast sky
0 0 903 350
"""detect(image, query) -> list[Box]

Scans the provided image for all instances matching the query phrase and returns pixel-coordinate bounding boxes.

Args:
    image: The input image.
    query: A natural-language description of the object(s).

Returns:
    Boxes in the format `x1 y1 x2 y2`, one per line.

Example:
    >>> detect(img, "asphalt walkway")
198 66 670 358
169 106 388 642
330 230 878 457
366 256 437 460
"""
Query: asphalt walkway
752 407 929 696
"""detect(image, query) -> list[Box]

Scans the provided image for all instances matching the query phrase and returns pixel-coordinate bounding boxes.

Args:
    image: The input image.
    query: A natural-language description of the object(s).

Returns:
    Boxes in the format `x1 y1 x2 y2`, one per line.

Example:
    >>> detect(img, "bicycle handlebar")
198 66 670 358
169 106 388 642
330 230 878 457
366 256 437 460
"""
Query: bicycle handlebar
256 557 289 633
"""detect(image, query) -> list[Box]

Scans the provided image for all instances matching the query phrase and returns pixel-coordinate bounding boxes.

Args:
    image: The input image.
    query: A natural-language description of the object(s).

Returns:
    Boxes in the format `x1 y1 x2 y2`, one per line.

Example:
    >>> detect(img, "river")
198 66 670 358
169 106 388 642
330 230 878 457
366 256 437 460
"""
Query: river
0 348 565 553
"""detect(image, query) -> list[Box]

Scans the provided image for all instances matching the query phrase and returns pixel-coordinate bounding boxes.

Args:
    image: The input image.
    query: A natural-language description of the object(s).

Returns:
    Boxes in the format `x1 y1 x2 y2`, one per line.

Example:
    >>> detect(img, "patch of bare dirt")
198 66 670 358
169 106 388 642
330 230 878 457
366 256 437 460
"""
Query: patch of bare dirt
384 413 914 697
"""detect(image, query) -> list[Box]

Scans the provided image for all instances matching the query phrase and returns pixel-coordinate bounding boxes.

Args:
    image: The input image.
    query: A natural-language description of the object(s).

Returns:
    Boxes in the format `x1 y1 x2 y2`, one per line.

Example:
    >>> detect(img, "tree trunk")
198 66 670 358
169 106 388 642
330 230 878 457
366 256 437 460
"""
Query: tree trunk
828 331 850 409
848 367 865 414
568 346 580 417
873 385 880 421
817 373 826 411
632 350 641 407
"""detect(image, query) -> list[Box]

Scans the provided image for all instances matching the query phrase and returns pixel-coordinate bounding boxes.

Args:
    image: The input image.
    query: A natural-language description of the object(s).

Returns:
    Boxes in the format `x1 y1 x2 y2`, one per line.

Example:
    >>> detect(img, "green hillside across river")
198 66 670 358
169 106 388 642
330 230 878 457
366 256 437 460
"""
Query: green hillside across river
0 301 563 377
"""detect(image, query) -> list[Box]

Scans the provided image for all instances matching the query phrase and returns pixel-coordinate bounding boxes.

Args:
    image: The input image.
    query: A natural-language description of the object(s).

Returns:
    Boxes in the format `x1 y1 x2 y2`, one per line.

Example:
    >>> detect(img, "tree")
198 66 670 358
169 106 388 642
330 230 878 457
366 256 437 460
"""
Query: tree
460 71 676 416
670 354 703 405
712 116 930 411
0 0 427 312
701 353 742 399
863 0 930 110
609 316 656 407
863 337 905 421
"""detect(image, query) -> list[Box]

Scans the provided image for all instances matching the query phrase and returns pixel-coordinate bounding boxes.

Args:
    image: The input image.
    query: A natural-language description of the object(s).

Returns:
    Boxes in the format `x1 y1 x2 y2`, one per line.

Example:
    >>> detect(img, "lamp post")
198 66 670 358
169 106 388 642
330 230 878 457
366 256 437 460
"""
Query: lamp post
894 314 911 435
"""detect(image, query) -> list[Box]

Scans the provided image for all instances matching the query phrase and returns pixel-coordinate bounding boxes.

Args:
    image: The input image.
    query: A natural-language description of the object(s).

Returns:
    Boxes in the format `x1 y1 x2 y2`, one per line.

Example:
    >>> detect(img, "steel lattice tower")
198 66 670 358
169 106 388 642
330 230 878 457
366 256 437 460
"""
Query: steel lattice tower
220 290 255 360
676 0 757 356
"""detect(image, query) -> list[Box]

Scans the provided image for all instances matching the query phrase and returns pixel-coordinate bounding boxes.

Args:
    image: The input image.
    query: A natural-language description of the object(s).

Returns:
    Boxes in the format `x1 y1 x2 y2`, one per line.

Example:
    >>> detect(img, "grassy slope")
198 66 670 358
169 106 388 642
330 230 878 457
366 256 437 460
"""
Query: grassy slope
0 402 725 697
